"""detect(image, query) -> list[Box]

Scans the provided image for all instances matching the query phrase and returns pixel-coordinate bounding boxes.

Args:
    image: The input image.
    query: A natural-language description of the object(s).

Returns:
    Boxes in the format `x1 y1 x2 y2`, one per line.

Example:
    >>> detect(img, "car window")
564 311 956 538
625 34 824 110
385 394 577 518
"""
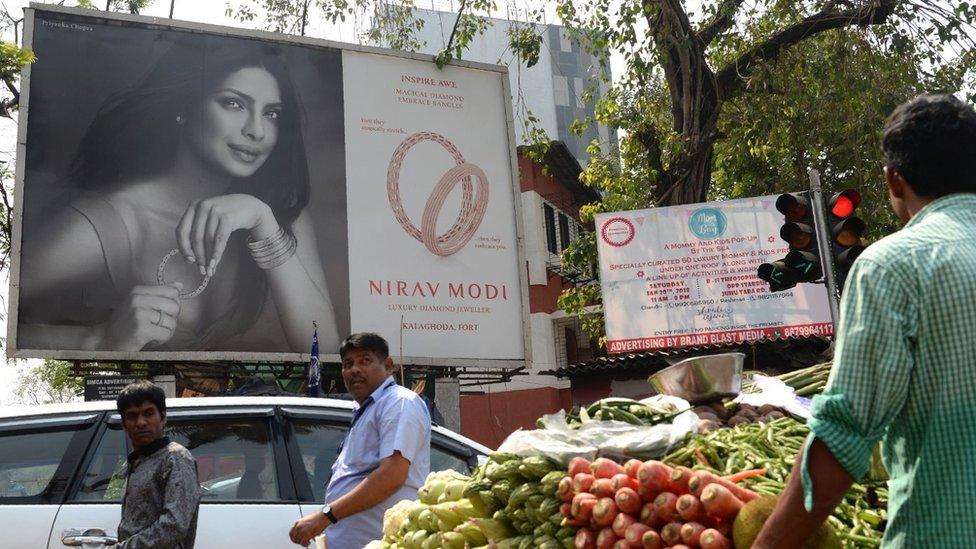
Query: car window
72 417 281 503
172 419 280 502
0 415 97 503
430 443 472 475
287 418 347 504
72 425 128 502
286 417 478 503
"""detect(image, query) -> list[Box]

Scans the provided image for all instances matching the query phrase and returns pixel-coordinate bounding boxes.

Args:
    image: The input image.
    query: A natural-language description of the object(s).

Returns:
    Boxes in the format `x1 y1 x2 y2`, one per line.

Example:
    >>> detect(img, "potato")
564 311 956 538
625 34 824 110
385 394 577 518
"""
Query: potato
695 411 721 423
727 415 750 427
757 404 780 415
709 402 732 419
762 411 785 421
698 419 721 433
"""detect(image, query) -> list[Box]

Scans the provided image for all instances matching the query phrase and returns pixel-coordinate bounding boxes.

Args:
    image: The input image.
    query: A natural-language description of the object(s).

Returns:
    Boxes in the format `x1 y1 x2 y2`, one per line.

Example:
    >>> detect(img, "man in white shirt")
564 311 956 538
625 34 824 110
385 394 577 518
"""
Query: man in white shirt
289 333 431 547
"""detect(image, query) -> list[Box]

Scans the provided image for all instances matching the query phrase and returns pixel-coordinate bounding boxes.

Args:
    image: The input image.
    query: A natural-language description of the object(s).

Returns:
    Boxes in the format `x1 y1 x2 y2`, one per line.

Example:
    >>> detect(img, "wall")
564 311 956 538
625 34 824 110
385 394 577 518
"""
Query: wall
460 386 573 448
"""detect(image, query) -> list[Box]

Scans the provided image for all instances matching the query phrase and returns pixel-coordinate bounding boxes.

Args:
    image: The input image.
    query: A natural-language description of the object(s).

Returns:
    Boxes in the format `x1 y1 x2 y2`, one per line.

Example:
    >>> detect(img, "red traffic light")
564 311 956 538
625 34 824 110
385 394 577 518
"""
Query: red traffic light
775 193 810 222
829 189 862 218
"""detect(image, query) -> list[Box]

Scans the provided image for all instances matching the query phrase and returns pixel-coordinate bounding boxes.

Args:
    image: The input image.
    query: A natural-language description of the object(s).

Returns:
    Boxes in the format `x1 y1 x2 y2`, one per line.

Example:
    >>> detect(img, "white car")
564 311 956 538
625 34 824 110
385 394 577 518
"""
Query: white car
0 396 490 548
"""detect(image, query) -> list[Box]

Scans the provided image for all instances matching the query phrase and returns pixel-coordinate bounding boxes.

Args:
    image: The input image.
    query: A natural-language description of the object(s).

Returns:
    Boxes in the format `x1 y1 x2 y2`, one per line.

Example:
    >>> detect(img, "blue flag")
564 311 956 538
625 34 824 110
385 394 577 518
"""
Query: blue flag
307 328 321 397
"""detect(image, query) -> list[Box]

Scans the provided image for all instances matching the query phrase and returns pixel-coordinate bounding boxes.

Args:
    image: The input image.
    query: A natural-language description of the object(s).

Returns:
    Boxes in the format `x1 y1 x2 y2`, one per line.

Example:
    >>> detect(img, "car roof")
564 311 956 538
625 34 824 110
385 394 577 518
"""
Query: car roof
0 397 492 454
0 396 355 418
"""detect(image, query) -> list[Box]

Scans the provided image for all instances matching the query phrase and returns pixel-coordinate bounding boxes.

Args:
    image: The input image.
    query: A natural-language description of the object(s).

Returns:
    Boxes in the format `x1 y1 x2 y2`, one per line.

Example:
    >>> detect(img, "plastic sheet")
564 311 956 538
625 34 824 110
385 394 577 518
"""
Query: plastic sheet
496 395 698 465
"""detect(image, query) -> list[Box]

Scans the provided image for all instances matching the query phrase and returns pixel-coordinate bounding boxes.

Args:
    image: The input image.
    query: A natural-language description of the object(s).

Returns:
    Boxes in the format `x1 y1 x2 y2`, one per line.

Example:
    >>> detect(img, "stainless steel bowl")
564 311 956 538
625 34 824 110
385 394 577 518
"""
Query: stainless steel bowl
647 352 745 403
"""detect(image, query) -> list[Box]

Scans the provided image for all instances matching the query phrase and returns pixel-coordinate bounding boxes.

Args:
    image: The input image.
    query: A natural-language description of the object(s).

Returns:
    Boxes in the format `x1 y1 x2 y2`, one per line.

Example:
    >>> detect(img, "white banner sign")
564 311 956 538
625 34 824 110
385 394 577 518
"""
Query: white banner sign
343 51 524 360
595 197 833 353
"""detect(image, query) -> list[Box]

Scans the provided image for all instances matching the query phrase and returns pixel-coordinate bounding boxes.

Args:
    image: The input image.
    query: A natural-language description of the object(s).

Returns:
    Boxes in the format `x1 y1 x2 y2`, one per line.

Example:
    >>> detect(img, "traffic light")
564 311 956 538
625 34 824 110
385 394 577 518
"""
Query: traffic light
826 189 866 289
758 192 823 292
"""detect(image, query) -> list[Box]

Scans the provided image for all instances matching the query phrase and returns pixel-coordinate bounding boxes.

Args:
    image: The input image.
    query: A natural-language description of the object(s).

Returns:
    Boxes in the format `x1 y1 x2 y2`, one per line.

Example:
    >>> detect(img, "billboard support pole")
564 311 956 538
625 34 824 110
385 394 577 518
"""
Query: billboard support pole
808 168 841 327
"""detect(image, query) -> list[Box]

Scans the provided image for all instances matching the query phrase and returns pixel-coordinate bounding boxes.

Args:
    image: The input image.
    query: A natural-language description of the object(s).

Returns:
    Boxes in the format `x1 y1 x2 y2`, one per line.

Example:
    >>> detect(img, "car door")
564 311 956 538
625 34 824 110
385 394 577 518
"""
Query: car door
281 407 483 521
0 413 99 549
48 406 303 549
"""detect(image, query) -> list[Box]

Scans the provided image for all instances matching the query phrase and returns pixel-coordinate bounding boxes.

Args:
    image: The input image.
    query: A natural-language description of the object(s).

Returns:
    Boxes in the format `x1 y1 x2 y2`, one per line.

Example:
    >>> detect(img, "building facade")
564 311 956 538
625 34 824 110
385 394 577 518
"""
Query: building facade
397 6 617 167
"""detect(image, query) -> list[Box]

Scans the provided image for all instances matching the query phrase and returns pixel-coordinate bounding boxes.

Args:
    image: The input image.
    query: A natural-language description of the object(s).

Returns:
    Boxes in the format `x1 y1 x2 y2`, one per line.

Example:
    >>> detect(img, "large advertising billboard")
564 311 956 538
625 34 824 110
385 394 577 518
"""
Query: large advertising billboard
7 6 528 365
595 197 833 353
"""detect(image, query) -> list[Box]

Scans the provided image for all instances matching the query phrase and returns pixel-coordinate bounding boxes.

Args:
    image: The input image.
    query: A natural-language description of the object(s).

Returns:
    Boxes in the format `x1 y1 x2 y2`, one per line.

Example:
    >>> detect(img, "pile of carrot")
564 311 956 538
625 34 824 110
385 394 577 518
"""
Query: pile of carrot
558 456 765 548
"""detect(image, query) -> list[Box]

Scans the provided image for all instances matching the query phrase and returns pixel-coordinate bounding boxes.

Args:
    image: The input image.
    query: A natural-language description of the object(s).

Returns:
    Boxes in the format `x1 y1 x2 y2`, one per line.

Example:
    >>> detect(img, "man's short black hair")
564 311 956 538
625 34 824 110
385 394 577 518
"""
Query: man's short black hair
116 380 167 416
881 94 976 198
339 332 390 361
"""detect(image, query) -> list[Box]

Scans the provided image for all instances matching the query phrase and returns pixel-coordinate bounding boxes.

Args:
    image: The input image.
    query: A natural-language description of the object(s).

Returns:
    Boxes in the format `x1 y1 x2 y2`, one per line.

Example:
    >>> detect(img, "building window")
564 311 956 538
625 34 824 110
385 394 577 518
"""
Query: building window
555 316 600 367
543 200 583 258
553 75 570 107
559 32 572 53
543 203 558 255
574 77 585 108
559 212 571 251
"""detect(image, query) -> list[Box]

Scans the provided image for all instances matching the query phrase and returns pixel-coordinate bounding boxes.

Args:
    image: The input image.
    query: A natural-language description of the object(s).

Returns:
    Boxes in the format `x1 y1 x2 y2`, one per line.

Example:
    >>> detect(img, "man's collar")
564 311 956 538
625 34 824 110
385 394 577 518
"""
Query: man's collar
127 436 171 466
905 192 976 229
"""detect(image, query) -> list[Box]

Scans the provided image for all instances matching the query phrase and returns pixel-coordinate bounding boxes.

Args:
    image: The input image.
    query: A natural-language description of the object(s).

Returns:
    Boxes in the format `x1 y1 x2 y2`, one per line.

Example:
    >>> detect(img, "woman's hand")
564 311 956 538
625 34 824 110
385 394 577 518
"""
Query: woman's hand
176 194 279 277
100 284 182 351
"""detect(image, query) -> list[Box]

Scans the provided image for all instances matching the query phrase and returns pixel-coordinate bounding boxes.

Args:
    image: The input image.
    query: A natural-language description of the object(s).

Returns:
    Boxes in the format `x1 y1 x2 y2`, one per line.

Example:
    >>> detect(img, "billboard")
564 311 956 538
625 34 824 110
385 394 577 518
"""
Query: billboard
7 6 528 365
595 197 833 353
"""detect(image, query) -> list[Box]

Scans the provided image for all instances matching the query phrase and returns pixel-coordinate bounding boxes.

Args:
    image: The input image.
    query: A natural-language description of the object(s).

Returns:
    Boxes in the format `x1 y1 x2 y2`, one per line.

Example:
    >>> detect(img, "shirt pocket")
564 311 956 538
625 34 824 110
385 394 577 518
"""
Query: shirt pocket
338 417 380 472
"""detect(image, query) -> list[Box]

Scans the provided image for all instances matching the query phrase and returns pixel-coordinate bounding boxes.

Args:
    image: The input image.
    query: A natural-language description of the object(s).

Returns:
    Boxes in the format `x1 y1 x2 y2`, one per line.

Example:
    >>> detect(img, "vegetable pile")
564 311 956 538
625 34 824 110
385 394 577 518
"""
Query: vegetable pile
692 403 789 433
371 361 892 548
552 398 688 429
372 453 575 548
664 417 887 548
559 455 763 548
740 363 832 398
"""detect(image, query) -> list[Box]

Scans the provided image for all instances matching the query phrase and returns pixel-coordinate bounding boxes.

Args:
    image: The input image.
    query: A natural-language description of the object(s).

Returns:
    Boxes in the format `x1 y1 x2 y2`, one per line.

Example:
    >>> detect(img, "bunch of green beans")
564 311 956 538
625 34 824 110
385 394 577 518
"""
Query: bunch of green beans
663 417 887 548
777 362 832 396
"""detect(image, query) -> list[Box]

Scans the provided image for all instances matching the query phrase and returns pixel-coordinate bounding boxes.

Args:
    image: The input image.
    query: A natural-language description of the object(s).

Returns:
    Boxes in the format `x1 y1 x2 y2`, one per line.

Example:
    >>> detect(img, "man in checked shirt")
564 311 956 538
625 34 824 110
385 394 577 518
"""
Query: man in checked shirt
755 95 976 548
116 380 200 548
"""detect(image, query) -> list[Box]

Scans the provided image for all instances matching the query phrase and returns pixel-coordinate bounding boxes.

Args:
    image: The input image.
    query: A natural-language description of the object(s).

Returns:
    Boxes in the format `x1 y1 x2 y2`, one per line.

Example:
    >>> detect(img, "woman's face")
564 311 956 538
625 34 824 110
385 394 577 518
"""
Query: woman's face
189 66 283 178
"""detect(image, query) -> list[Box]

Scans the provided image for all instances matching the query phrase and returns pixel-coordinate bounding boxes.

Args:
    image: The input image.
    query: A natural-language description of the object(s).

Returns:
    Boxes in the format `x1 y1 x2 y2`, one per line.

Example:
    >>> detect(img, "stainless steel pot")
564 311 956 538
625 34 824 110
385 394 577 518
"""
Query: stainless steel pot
647 352 745 403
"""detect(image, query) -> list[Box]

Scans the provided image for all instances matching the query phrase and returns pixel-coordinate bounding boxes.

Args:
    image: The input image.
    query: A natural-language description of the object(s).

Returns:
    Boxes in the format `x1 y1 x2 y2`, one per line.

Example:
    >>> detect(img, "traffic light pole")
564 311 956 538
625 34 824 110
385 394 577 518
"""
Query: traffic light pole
808 169 841 327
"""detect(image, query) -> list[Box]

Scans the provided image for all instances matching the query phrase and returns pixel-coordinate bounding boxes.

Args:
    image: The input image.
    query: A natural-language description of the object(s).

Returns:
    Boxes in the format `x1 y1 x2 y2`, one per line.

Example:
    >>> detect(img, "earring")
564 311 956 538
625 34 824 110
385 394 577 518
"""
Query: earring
175 113 184 125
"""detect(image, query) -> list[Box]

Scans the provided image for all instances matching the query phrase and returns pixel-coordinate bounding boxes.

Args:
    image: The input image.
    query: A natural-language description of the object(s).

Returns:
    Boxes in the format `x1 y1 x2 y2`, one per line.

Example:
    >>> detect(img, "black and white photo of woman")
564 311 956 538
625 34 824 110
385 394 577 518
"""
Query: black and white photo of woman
17 31 344 353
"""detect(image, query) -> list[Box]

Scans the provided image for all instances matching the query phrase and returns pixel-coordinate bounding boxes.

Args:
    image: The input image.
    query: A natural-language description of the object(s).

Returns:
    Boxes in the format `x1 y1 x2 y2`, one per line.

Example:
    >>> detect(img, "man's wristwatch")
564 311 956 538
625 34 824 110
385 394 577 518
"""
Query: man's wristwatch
322 503 338 525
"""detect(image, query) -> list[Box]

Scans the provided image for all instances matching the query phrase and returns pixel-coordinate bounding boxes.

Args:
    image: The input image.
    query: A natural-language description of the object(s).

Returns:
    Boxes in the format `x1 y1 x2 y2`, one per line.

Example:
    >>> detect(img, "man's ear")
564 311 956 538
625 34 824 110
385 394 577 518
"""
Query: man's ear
384 356 396 375
884 166 907 199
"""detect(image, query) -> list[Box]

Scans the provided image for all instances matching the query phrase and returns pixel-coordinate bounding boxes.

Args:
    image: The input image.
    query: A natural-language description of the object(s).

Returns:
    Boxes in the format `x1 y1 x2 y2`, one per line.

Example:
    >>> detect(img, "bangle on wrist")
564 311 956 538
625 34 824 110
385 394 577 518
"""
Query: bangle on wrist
248 227 297 270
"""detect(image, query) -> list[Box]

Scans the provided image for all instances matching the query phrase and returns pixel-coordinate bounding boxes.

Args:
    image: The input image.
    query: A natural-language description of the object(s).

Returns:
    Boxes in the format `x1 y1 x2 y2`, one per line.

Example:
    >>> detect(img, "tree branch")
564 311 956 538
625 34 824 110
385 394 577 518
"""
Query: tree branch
717 0 898 99
698 0 747 46
642 0 700 132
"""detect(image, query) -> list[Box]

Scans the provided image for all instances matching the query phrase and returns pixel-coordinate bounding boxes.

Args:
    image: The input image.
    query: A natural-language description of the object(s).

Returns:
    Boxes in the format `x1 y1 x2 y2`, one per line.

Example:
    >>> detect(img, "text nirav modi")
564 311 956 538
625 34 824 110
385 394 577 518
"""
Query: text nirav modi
368 280 510 300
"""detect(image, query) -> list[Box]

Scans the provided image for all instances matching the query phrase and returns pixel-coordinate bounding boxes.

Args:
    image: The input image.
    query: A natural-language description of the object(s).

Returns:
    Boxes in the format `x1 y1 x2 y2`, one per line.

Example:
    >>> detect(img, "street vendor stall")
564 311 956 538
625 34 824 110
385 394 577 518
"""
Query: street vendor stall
367 358 885 548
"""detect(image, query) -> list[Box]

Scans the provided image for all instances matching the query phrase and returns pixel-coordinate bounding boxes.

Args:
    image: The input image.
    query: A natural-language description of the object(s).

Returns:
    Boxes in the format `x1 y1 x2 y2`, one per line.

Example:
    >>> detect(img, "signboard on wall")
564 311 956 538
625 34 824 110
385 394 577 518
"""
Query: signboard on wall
8 6 527 365
595 196 833 353
84 376 144 402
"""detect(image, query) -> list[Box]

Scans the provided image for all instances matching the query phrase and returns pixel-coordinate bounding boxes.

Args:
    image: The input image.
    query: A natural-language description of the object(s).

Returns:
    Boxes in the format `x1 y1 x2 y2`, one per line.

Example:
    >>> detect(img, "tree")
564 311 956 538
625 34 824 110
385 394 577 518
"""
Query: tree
0 37 34 272
14 360 84 404
556 2 975 342
555 1 974 204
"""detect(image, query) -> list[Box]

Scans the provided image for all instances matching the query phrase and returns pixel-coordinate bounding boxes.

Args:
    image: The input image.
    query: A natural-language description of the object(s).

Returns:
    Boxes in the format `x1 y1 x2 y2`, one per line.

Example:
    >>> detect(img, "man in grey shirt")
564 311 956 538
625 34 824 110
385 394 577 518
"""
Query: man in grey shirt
116 381 200 548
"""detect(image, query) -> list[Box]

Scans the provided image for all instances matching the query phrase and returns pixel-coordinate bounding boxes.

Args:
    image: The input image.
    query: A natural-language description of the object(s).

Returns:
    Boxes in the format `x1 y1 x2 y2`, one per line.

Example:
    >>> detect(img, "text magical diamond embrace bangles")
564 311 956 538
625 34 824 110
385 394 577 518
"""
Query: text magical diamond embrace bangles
156 227 297 298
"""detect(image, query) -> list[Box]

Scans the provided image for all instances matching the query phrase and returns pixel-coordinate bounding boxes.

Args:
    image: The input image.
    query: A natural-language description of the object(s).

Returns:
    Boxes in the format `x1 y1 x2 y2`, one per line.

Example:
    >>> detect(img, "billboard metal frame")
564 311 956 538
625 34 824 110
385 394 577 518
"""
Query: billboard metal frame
6 3 532 370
